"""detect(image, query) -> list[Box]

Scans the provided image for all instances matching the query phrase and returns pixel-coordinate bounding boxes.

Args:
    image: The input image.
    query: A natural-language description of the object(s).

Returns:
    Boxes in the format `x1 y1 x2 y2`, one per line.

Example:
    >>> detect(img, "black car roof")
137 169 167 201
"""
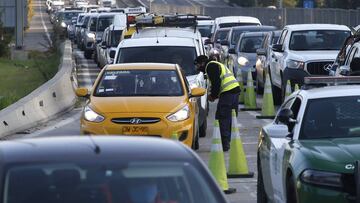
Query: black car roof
0 136 195 164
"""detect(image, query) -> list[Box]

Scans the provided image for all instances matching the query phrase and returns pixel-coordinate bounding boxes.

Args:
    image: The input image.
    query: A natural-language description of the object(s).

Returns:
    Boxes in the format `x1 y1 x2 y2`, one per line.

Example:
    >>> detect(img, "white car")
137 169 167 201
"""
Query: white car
113 36 208 140
96 24 125 68
270 24 351 104
212 16 261 34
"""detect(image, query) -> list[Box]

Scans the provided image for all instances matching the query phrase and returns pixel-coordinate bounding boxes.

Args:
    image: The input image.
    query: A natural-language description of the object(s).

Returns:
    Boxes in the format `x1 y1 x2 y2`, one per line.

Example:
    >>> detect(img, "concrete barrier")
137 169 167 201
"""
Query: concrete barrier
0 40 76 138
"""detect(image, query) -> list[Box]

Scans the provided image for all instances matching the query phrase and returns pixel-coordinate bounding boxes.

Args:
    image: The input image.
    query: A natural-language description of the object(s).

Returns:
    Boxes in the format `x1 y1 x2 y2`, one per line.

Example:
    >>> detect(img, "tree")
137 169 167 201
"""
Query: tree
229 0 255 7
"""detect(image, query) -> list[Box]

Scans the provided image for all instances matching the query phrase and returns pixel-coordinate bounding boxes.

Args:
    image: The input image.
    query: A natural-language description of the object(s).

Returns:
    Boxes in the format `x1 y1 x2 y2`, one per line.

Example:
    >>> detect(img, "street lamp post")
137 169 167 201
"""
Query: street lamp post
149 0 154 13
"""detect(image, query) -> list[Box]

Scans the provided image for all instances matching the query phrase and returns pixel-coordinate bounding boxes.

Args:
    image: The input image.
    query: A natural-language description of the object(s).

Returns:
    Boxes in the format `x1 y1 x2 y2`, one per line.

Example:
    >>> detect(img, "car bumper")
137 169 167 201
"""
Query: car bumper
297 182 354 203
80 112 195 147
283 68 310 85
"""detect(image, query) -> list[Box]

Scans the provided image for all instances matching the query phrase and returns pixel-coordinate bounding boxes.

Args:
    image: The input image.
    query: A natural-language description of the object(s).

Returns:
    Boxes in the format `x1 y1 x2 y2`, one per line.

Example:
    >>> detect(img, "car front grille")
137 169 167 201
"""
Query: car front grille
306 61 333 75
111 117 161 124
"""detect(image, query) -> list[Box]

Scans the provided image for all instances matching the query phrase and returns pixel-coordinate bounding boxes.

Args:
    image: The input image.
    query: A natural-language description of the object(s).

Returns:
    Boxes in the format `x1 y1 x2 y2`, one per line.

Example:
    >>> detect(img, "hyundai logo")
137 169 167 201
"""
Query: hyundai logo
130 118 142 124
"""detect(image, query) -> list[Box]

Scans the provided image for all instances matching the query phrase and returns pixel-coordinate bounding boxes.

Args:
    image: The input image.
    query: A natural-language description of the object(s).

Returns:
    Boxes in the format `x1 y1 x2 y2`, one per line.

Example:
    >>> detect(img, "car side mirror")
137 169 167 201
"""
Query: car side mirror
277 108 296 126
256 48 266 56
204 38 211 45
101 41 107 49
339 65 350 75
75 88 89 98
266 124 289 138
228 48 236 54
190 87 206 98
220 40 229 46
272 44 283 52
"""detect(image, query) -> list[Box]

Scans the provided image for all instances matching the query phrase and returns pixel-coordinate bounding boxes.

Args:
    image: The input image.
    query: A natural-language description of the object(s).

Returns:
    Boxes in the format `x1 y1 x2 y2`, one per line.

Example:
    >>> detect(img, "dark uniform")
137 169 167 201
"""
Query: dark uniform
195 55 240 151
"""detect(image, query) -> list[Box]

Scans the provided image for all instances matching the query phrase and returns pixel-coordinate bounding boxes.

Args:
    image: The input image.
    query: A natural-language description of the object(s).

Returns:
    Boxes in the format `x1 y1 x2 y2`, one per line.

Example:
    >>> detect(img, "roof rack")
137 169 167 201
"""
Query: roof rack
303 76 360 89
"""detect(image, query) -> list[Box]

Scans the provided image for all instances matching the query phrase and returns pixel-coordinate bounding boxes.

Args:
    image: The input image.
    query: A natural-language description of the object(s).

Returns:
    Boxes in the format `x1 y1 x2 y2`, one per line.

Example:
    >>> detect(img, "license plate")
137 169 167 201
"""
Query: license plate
122 126 149 135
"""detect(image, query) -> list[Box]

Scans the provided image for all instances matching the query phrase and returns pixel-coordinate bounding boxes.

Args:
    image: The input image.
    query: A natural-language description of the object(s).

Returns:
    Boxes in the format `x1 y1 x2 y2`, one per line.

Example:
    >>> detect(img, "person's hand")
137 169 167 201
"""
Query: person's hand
208 95 216 102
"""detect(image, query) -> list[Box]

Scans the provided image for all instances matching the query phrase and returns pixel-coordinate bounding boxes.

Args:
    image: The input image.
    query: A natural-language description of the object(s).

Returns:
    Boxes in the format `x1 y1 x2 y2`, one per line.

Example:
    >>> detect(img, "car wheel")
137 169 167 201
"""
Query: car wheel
192 124 199 150
269 72 282 105
84 51 92 59
257 163 268 203
286 174 297 203
199 118 207 138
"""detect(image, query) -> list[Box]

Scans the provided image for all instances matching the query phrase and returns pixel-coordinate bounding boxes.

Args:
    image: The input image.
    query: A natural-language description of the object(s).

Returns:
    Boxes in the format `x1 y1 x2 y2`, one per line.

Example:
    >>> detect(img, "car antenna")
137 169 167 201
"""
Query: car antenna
156 29 159 43
88 135 101 154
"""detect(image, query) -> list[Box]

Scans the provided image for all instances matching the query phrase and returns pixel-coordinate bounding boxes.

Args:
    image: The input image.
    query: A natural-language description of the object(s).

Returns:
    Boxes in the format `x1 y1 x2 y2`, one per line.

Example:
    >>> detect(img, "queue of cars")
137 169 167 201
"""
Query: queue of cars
45 1 360 201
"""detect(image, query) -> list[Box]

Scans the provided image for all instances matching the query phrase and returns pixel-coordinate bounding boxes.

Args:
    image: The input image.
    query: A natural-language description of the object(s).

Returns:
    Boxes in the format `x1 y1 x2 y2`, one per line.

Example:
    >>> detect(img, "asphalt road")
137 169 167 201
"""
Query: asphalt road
13 42 274 203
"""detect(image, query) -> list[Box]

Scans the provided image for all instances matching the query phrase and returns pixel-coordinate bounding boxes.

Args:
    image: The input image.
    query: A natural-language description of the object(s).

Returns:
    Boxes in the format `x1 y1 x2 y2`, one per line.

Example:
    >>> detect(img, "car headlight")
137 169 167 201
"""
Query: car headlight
287 59 304 69
237 56 249 66
300 169 343 188
84 106 105 123
61 22 67 28
87 33 96 41
167 105 190 122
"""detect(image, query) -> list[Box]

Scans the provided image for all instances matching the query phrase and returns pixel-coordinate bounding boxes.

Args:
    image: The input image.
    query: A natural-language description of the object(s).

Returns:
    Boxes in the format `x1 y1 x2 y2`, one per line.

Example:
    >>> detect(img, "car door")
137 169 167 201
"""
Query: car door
260 96 295 202
271 29 288 88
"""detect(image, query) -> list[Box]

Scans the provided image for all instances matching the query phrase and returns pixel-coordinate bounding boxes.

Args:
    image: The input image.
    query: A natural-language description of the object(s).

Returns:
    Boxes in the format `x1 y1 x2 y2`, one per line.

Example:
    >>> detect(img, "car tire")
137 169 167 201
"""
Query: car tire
192 124 200 150
257 163 268 203
199 118 207 138
84 51 92 59
286 174 297 203
269 72 282 105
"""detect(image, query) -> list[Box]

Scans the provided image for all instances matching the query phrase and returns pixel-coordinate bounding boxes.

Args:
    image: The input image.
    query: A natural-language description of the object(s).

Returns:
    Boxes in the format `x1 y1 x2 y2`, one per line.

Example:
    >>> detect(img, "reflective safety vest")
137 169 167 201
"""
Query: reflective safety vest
205 61 239 94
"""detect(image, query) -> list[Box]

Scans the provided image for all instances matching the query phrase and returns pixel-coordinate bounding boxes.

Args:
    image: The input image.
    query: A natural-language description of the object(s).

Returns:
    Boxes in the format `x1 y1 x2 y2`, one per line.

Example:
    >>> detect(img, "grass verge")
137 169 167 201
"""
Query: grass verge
0 51 61 110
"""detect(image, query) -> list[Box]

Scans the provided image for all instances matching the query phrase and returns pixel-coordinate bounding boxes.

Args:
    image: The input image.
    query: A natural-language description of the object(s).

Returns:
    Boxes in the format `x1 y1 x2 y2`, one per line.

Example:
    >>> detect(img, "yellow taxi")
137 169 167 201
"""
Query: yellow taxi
76 63 205 149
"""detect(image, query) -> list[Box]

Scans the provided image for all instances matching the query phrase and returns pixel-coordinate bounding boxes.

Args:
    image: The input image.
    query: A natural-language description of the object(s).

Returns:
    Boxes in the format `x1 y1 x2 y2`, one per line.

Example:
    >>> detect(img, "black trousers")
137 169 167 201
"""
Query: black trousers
215 91 240 150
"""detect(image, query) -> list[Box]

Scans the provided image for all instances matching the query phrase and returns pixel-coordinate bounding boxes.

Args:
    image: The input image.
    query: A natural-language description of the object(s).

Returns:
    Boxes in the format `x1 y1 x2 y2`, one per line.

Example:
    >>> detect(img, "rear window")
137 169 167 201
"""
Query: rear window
97 16 113 32
116 46 198 76
3 162 221 203
214 30 229 42
94 69 184 97
110 30 122 47
239 36 265 53
198 25 213 38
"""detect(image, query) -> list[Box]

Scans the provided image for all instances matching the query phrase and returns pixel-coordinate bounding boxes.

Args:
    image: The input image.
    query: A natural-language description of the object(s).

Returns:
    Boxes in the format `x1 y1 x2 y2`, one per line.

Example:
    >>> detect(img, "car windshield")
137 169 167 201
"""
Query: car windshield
214 30 229 42
219 22 259 28
198 25 213 38
300 96 360 139
110 30 122 47
94 69 184 97
97 17 113 32
239 36 264 53
289 30 350 51
231 28 275 45
116 46 198 76
3 162 220 203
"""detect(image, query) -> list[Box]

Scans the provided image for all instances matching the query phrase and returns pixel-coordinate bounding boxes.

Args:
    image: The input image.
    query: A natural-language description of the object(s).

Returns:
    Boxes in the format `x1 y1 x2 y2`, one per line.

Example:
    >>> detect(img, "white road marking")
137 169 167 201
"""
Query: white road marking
25 113 81 138
39 0 51 46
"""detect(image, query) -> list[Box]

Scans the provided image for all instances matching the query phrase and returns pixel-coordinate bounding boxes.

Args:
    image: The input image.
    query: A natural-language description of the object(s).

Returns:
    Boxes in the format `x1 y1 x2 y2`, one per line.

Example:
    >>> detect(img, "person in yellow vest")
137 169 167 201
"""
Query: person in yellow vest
194 55 240 151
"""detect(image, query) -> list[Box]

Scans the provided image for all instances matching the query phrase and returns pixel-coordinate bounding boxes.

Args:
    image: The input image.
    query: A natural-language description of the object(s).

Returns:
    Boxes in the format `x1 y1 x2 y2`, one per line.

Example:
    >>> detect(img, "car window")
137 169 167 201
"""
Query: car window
110 30 123 47
238 36 264 53
300 96 360 139
345 47 358 66
214 30 229 42
97 17 113 32
116 46 199 76
198 25 213 38
94 69 184 97
288 97 302 132
3 162 221 203
89 17 97 32
278 29 288 45
275 97 295 124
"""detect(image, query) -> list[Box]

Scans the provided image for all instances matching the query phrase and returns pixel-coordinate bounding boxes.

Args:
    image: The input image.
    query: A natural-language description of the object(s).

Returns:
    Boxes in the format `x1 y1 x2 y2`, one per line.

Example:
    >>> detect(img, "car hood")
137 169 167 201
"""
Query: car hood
89 96 187 113
289 50 338 62
300 138 360 166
